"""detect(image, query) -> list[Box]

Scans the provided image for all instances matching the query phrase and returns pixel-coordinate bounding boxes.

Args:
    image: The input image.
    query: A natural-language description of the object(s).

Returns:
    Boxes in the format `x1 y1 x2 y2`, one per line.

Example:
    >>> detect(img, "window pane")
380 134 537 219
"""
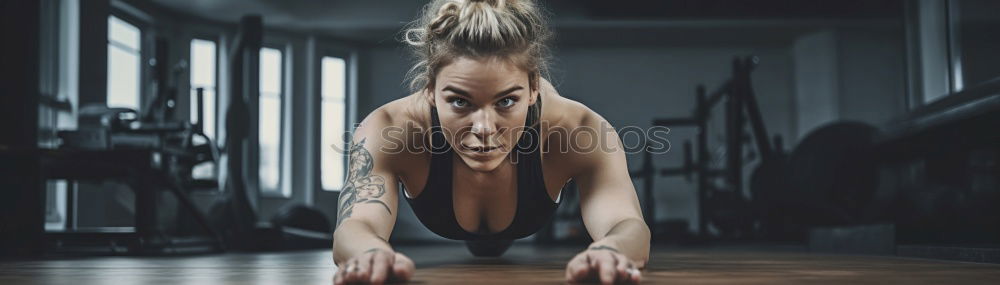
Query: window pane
321 56 347 191
107 44 140 110
953 0 1000 90
190 39 217 141
322 57 346 100
108 16 140 50
259 47 283 193
190 39 216 87
260 48 282 94
321 101 346 190
259 94 282 191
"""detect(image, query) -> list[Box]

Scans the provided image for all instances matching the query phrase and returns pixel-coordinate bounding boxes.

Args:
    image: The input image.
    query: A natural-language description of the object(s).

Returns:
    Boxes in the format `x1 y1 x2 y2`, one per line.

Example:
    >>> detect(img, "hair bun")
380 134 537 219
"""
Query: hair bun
428 2 460 37
402 0 551 92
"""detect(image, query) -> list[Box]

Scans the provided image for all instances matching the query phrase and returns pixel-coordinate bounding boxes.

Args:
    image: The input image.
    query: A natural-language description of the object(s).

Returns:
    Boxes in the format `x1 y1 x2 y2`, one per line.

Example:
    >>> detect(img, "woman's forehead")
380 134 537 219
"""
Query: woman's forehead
437 57 529 92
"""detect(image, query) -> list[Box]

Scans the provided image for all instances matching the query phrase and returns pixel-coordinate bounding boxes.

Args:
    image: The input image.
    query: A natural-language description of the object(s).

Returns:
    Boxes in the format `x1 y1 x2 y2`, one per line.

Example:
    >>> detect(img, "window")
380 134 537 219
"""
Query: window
106 16 141 110
259 47 283 194
321 56 347 191
190 39 217 180
949 0 1000 92
189 39 217 141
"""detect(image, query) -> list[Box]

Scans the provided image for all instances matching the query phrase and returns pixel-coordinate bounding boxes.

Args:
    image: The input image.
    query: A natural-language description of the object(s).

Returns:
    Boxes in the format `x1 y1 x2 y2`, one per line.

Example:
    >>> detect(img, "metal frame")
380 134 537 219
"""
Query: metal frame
651 56 773 239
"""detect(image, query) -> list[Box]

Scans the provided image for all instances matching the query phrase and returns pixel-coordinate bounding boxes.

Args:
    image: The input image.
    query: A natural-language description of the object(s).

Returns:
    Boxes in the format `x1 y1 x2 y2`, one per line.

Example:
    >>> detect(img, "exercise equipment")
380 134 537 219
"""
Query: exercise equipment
43 36 224 254
651 56 884 241
654 56 780 239
754 121 880 240
208 15 263 250
206 15 333 251
266 204 335 250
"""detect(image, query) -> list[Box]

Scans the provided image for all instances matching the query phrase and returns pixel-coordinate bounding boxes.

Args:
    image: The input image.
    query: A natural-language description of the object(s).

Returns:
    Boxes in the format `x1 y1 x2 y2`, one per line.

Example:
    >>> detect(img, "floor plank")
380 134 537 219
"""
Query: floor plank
2 243 999 284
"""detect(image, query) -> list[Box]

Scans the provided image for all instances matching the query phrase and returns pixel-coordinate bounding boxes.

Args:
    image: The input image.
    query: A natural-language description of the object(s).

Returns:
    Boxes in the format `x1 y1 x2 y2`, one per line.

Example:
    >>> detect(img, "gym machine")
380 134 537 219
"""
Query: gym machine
651 56 784 239
644 56 882 241
44 36 224 254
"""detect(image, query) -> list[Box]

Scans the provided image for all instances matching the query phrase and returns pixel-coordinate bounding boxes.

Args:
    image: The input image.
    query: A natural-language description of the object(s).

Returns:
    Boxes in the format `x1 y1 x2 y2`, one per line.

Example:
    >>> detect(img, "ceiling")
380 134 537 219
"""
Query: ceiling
143 0 903 45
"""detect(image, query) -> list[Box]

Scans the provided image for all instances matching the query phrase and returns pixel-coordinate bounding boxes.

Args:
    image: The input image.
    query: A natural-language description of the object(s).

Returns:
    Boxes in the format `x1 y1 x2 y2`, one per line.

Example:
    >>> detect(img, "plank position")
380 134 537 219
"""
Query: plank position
333 0 650 284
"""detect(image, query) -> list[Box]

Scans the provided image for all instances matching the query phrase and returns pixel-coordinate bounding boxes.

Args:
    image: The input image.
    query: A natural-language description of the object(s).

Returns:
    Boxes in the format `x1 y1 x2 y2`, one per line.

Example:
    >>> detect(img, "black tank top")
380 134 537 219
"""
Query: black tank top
401 103 563 241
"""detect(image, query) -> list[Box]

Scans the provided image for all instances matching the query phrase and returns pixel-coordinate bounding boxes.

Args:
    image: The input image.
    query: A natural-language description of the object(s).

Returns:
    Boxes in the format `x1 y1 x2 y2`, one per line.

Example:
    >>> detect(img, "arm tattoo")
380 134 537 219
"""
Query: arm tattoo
589 245 620 253
336 138 391 228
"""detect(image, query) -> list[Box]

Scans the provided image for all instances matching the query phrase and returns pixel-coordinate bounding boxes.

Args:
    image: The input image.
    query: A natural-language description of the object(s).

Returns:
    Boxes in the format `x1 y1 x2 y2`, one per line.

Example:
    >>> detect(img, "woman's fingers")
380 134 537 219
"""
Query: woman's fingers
566 250 637 285
354 252 374 282
333 267 344 285
614 253 642 284
565 253 591 281
334 251 416 285
391 252 415 281
597 252 618 285
614 254 630 283
369 251 393 285
344 260 357 282
335 258 357 285
629 266 642 284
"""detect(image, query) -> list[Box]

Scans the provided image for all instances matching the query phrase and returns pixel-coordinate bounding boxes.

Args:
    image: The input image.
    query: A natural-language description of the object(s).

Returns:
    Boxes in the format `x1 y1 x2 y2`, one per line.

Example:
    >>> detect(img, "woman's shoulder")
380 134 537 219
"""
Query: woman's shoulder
351 93 431 167
538 81 613 181
539 81 603 131
367 92 432 130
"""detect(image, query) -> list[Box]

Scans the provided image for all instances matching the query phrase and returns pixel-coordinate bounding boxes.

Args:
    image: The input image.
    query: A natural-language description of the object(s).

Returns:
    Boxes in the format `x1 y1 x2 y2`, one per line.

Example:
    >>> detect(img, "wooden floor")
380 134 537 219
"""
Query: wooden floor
2 243 999 284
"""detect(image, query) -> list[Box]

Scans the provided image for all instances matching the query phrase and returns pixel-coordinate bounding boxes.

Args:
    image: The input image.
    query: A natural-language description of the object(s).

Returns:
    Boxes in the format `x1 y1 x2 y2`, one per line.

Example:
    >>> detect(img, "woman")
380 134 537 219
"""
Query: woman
332 0 649 284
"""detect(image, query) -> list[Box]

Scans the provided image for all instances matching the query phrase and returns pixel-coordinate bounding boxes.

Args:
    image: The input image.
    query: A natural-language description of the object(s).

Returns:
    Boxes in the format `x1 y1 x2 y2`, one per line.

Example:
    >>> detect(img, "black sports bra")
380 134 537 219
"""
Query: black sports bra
401 103 563 241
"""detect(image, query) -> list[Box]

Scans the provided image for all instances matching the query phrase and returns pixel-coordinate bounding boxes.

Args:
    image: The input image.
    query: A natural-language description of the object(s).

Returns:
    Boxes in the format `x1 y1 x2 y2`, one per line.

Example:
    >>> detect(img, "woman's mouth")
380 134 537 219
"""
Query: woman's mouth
462 144 501 156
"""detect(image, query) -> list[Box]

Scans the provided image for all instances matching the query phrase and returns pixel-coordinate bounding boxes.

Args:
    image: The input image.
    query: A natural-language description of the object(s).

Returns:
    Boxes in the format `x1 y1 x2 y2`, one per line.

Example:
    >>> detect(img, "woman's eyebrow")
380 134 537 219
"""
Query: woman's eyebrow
493 86 524 98
442 86 471 97
443 85 523 99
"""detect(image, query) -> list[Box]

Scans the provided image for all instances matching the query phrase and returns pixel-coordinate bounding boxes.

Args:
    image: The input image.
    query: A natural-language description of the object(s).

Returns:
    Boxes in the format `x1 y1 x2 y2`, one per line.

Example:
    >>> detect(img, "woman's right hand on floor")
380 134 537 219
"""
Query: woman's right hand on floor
334 249 415 285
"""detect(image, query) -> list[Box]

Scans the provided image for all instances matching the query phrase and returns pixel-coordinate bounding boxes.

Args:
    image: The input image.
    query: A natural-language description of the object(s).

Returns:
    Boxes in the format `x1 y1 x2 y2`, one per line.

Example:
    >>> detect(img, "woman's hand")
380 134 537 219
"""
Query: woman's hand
334 249 415 285
565 245 642 284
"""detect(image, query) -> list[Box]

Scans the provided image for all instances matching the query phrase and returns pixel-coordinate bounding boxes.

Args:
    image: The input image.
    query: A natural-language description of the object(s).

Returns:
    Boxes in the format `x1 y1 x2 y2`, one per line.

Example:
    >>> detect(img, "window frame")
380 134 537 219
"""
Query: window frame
314 47 357 193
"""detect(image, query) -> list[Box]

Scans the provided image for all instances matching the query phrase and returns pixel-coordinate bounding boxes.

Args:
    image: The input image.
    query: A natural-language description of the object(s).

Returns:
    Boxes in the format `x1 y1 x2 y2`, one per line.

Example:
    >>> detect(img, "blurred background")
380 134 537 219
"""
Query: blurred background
1 0 998 264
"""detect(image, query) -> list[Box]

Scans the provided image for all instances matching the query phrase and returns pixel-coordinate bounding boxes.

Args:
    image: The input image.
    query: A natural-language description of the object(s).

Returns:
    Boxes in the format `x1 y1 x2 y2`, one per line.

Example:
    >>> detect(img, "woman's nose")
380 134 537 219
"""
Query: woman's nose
470 110 497 138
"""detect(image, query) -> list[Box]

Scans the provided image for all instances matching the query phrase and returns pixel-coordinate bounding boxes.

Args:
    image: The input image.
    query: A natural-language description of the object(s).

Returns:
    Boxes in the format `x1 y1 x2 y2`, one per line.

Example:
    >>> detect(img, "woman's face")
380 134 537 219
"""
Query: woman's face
431 56 538 172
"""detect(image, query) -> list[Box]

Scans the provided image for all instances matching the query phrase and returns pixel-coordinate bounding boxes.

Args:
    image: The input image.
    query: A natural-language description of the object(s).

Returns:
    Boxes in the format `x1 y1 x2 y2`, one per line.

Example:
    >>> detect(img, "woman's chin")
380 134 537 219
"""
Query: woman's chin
458 152 508 172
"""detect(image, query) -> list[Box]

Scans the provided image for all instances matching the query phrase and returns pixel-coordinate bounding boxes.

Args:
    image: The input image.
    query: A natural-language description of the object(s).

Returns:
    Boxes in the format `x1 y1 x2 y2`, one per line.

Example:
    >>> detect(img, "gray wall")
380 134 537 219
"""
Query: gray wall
793 28 906 140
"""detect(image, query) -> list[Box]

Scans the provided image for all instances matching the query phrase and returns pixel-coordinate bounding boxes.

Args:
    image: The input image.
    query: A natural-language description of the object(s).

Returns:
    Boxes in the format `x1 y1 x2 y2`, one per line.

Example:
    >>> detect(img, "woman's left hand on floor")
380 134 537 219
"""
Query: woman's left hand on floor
564 245 641 284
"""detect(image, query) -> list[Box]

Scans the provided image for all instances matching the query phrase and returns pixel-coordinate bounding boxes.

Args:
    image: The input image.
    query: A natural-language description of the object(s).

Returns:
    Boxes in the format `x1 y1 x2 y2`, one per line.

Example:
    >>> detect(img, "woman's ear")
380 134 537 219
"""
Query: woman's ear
530 87 539 106
423 87 435 107
529 73 540 105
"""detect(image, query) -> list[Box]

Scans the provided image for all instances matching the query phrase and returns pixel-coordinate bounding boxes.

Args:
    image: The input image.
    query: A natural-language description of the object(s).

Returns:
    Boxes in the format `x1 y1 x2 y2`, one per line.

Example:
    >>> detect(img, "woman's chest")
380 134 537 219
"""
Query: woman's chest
398 151 573 203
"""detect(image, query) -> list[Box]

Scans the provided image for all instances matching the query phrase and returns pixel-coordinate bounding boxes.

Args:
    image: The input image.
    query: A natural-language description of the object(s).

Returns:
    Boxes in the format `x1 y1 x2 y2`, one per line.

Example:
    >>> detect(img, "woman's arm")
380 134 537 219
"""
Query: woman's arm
332 108 401 265
572 112 651 267
540 77 650 266
560 106 650 284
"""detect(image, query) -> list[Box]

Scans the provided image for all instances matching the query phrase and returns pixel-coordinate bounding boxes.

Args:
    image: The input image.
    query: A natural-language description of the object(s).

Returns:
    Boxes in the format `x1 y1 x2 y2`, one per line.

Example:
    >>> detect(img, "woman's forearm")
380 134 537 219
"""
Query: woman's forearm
332 220 393 266
588 218 651 268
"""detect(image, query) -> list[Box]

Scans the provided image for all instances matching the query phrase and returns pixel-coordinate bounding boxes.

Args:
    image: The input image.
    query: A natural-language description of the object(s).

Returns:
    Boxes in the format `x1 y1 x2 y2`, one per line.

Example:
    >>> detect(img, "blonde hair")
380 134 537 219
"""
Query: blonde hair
402 0 552 93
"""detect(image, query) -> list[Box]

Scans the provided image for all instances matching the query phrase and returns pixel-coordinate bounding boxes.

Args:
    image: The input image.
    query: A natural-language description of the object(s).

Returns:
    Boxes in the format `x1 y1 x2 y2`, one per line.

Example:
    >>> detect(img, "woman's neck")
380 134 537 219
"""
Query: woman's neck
452 154 517 193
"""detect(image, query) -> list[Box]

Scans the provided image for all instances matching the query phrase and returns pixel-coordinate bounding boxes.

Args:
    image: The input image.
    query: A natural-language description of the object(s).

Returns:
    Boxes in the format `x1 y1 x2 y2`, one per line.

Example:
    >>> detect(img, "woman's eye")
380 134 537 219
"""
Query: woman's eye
497 98 516 108
449 98 468 108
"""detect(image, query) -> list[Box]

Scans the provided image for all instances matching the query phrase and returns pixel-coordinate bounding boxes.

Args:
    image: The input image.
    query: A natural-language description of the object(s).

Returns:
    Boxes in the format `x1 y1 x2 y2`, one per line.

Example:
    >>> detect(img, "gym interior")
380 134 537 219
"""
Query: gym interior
1 0 999 283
